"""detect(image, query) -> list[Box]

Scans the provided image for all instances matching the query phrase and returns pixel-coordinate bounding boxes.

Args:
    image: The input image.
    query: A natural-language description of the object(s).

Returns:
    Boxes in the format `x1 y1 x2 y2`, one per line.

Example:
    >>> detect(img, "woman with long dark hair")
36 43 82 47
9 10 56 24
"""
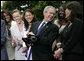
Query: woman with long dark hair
23 9 36 31
22 9 36 60
1 10 15 60
54 1 83 60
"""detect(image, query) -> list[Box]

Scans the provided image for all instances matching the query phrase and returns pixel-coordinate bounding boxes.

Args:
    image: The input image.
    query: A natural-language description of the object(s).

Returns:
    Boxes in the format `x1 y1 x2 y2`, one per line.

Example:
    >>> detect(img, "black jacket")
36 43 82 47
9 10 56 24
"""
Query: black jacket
30 21 59 60
61 18 83 59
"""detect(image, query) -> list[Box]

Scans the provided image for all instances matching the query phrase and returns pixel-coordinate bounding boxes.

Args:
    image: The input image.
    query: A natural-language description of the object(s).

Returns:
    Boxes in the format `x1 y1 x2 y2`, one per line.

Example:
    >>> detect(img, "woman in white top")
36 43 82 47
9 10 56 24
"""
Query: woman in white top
10 9 26 60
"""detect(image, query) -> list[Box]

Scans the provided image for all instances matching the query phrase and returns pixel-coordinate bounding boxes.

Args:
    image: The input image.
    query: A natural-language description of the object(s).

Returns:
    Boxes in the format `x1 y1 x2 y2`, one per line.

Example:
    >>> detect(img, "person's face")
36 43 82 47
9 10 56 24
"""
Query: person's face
44 8 55 22
25 12 34 23
58 6 65 20
65 8 71 19
3 13 11 22
13 12 22 24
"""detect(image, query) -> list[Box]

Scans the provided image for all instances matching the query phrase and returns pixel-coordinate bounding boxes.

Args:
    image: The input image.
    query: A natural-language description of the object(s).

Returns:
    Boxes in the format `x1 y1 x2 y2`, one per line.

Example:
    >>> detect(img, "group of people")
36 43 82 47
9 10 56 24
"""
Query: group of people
1 1 83 60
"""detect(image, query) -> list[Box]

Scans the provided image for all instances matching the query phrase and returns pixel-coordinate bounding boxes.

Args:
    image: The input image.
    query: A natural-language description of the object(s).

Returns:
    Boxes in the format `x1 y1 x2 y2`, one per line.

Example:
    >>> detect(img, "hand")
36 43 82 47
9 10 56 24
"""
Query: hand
12 40 17 47
27 32 35 36
27 43 34 47
17 39 23 46
56 42 61 48
19 41 23 46
54 48 62 59
22 47 27 52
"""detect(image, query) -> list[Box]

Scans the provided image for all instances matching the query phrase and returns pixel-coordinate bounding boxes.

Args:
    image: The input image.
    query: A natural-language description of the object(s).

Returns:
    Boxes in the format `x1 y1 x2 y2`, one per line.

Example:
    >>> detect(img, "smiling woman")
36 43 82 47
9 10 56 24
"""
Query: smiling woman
54 1 83 60
1 10 15 60
11 9 26 60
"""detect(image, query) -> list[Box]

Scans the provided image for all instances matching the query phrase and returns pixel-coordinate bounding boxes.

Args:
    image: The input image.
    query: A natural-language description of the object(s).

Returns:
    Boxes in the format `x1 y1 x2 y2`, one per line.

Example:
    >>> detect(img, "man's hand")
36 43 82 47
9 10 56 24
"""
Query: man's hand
56 42 61 48
27 32 35 36
27 43 34 47
54 48 63 59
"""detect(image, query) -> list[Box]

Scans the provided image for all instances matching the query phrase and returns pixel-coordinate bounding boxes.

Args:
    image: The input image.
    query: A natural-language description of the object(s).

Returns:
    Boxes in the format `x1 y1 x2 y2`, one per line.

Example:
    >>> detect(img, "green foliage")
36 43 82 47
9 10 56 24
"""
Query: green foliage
2 1 83 21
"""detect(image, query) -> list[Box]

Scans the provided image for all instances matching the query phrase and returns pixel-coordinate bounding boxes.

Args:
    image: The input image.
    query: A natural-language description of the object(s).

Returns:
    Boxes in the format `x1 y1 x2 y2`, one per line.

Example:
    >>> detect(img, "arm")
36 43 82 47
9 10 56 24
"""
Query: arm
10 25 17 47
1 20 7 46
61 20 83 53
54 20 83 59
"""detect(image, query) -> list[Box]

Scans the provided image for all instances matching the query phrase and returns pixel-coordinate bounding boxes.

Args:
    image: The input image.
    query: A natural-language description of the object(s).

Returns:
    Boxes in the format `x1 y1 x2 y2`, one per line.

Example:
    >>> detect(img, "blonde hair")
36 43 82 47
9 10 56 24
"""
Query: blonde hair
12 9 21 15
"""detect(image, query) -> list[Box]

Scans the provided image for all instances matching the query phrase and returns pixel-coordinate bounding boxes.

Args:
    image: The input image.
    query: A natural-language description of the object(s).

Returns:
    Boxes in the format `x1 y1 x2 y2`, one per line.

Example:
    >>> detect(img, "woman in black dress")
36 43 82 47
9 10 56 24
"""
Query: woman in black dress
54 1 83 60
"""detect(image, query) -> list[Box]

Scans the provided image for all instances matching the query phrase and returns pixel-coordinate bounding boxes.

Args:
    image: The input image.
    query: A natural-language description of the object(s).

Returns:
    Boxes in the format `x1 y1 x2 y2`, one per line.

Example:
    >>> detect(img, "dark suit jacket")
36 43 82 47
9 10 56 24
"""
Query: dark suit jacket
1 19 8 60
61 18 83 60
30 21 59 60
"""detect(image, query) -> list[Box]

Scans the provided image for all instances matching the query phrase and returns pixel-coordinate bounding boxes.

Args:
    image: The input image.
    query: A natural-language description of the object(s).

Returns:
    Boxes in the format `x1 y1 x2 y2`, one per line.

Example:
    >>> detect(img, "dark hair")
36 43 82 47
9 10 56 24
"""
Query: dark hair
1 10 13 36
60 4 66 11
58 4 66 21
23 9 36 30
1 10 13 23
66 1 83 22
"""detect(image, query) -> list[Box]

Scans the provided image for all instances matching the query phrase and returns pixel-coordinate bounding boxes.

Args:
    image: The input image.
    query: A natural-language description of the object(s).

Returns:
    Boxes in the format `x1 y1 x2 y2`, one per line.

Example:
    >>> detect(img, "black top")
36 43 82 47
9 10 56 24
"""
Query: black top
61 18 83 55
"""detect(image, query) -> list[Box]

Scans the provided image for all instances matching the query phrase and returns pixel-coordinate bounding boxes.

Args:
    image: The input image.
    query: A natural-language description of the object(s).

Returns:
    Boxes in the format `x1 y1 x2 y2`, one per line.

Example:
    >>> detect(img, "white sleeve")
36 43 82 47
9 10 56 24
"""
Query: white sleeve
10 21 17 40
23 42 27 47
10 26 14 40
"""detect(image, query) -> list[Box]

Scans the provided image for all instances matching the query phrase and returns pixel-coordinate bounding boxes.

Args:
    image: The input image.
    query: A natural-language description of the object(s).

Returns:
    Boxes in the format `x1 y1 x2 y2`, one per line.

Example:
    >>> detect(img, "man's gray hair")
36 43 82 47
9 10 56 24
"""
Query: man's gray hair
43 6 56 13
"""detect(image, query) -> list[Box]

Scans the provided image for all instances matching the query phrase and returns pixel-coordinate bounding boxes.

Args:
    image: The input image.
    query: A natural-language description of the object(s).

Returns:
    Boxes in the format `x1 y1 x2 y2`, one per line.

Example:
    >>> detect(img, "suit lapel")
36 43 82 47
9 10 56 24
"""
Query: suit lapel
38 22 51 35
34 21 41 34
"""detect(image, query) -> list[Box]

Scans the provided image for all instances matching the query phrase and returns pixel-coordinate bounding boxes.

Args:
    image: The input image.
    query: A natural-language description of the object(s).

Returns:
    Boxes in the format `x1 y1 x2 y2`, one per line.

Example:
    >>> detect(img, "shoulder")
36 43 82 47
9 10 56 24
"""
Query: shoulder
1 19 6 27
11 20 17 26
10 21 17 30
54 19 58 24
33 21 41 24
54 19 60 28
71 18 83 30
1 19 5 24
32 21 41 26
53 23 59 30
49 22 59 31
73 18 83 27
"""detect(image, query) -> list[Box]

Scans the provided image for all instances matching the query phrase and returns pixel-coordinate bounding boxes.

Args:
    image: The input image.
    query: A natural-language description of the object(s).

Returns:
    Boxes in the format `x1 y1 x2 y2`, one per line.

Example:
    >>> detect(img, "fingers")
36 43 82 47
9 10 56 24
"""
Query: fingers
12 41 17 47
56 42 61 48
22 47 27 52
54 49 62 59
27 43 33 47
12 39 23 46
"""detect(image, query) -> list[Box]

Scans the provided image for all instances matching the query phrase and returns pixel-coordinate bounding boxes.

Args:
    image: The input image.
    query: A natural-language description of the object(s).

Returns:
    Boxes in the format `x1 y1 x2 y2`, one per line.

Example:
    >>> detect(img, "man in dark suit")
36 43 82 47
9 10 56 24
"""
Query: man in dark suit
1 19 8 60
27 6 59 60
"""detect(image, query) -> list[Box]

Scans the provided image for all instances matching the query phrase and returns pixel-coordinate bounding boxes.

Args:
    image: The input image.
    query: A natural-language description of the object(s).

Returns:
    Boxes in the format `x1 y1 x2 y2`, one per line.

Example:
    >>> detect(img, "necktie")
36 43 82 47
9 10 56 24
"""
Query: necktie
25 22 45 60
36 22 45 36
25 46 32 60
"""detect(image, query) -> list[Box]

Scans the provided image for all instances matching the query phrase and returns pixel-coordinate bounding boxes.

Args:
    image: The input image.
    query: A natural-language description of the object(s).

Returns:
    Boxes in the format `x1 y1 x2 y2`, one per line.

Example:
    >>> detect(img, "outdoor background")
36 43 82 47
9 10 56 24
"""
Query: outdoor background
1 1 83 22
